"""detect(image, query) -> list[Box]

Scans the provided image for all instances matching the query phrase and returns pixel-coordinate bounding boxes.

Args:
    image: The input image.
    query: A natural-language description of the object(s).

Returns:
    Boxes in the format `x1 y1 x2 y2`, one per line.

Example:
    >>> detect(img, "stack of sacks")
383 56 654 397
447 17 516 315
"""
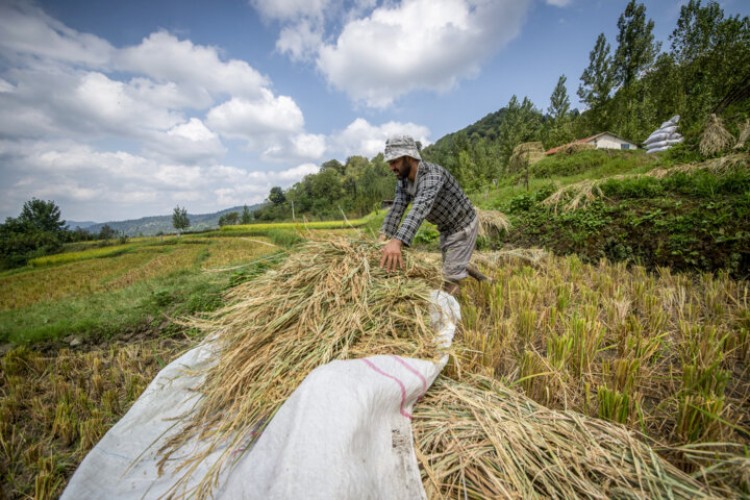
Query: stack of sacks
644 115 683 154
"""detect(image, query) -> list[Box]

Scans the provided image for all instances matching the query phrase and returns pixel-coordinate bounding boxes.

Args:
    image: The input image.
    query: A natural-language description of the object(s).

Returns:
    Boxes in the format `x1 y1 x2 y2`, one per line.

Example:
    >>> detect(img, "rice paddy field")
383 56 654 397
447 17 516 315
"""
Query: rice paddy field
1 225 749 498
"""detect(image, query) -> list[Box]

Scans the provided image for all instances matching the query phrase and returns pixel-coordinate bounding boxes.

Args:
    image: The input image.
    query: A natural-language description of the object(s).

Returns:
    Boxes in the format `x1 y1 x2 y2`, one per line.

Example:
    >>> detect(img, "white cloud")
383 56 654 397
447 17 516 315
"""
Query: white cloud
276 20 324 61
0 1 114 67
277 163 320 180
330 118 430 158
250 0 330 22
206 90 305 144
314 0 530 107
546 0 572 7
0 139 325 221
115 31 269 101
291 133 327 158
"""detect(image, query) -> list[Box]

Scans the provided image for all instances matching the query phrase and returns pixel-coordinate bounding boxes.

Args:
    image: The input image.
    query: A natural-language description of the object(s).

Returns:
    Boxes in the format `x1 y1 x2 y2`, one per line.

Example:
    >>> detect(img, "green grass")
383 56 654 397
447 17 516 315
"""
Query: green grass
0 235 282 344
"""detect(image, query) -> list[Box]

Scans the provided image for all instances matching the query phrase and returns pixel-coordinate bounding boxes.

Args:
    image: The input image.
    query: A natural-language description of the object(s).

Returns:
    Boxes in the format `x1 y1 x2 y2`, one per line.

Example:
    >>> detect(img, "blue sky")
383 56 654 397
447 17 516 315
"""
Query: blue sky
1 0 749 223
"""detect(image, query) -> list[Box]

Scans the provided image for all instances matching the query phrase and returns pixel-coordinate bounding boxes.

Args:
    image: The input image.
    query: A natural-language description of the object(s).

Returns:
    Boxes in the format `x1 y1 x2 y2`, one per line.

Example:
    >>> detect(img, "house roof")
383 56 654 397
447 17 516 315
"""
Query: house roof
544 132 637 155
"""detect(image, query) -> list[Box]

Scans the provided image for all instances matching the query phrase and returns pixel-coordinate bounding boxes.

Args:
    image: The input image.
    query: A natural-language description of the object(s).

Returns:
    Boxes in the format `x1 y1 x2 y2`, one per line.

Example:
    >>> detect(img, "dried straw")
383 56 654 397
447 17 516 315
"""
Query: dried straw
700 114 735 157
158 238 444 497
734 119 750 150
414 375 710 499
476 209 511 239
541 179 605 213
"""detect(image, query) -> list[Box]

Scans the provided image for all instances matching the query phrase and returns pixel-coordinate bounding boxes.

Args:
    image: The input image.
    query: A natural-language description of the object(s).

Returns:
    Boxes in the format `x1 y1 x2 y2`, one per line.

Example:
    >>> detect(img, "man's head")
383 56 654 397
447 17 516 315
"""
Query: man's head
384 135 421 180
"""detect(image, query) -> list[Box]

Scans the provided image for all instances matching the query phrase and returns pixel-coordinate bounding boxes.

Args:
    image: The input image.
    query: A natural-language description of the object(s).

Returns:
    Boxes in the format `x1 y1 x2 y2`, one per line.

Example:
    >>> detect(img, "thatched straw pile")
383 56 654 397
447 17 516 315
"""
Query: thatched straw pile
541 178 606 213
734 119 750 150
513 142 546 165
700 114 735 156
476 209 511 239
159 238 444 496
157 237 713 498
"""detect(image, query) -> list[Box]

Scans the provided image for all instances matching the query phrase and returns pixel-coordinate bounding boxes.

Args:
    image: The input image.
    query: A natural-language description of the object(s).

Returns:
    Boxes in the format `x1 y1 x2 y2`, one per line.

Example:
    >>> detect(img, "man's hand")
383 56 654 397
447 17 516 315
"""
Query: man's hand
380 238 404 272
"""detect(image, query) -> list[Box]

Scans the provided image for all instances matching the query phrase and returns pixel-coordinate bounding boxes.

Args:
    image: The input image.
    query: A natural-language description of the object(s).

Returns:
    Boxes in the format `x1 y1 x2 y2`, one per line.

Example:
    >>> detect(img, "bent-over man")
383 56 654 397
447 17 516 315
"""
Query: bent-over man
378 135 479 294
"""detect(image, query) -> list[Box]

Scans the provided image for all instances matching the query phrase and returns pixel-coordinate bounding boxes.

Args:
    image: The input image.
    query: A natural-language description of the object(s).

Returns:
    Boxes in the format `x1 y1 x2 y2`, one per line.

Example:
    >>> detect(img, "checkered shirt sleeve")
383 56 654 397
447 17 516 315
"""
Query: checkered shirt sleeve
380 162 475 246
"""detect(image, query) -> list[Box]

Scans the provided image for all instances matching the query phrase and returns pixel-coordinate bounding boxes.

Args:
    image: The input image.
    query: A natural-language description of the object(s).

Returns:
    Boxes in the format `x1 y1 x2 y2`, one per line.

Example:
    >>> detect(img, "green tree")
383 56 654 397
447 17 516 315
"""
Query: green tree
172 206 190 234
218 212 240 227
320 159 345 175
98 224 116 240
613 1 659 89
670 0 724 64
19 198 66 234
497 96 543 170
578 33 615 121
548 75 574 147
241 205 252 224
268 186 286 205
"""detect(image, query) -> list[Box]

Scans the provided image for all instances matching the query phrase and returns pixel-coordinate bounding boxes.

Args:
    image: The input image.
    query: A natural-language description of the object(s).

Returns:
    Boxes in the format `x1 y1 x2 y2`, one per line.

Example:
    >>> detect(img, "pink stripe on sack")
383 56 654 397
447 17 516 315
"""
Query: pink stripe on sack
361 358 412 420
391 356 428 401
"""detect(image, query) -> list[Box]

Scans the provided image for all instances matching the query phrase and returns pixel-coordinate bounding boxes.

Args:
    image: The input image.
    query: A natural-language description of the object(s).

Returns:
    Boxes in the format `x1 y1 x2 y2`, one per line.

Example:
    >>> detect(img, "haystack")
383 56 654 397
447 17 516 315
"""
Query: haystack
476 209 511 239
700 114 735 156
734 119 750 150
158 237 713 498
512 141 546 165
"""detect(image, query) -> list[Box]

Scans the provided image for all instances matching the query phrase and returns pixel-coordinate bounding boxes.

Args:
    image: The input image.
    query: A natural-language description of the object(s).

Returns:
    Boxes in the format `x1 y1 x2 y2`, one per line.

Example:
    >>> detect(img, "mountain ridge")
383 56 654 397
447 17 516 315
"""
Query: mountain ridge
70 204 262 237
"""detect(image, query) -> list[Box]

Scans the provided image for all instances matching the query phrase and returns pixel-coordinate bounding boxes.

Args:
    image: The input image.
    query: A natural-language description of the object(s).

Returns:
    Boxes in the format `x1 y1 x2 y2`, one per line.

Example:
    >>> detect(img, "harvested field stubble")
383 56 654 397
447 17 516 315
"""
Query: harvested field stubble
0 338 191 500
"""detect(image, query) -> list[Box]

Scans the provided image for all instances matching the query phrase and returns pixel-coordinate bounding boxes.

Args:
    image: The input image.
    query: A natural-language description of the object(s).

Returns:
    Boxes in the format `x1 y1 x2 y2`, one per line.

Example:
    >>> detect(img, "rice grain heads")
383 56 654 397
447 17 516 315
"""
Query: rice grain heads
158 238 444 497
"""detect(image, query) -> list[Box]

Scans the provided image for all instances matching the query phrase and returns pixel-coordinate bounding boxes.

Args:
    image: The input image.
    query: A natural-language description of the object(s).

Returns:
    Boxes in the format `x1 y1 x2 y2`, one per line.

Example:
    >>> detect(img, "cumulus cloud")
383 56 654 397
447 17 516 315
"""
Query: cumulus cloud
276 20 324 61
115 31 269 101
0 1 326 217
329 118 430 158
0 1 114 67
264 0 531 108
206 90 305 140
0 139 324 221
318 0 530 107
250 0 330 22
0 1 445 222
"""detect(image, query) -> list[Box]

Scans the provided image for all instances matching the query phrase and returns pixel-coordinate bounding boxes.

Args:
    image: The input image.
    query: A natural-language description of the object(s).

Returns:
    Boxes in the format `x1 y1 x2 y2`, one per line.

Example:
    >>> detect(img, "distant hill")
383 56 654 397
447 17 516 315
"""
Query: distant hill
81 204 263 237
67 220 98 230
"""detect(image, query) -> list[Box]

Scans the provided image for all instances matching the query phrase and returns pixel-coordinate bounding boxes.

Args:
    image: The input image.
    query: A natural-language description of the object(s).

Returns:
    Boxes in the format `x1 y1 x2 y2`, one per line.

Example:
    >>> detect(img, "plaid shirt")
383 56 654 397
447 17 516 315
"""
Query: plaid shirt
381 161 476 246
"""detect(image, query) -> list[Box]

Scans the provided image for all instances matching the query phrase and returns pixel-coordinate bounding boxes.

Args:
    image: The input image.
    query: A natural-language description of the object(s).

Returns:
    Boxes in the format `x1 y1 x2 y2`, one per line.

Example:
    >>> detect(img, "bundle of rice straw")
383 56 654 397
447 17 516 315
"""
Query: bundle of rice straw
414 375 709 499
476 209 511 239
734 119 750 150
700 114 735 157
541 179 605 213
158 238 444 497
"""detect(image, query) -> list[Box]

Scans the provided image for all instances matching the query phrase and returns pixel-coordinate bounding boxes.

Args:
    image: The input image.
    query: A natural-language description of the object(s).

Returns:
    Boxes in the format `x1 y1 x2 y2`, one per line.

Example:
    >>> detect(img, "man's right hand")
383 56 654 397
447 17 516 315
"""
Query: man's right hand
380 239 404 272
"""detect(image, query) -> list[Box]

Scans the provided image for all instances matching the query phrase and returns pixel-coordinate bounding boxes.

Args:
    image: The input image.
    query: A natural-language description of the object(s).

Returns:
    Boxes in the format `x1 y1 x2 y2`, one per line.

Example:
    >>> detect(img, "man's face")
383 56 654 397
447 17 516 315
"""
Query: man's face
388 157 410 179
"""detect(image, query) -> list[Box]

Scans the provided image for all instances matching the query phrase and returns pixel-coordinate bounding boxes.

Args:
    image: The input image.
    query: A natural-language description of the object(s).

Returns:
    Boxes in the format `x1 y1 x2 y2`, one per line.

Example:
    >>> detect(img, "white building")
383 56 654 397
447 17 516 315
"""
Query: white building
545 132 639 155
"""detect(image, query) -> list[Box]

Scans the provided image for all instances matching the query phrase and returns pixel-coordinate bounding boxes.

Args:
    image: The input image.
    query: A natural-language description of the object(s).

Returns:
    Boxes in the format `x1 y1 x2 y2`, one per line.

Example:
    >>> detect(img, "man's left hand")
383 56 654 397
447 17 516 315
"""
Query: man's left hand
380 239 404 272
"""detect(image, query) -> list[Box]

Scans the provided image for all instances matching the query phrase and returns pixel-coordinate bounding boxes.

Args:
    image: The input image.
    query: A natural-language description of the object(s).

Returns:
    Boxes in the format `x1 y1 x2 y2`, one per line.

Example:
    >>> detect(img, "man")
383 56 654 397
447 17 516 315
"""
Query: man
378 135 479 294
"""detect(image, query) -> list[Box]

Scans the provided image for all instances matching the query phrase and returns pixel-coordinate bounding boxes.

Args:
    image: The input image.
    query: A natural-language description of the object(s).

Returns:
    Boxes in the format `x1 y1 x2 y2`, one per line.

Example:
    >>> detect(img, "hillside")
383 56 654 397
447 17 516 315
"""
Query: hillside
469 148 750 278
81 204 262 237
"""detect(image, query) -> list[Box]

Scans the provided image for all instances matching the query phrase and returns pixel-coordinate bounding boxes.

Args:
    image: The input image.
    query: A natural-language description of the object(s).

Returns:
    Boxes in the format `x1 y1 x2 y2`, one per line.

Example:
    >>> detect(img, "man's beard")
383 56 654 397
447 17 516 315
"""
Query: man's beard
396 159 410 179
